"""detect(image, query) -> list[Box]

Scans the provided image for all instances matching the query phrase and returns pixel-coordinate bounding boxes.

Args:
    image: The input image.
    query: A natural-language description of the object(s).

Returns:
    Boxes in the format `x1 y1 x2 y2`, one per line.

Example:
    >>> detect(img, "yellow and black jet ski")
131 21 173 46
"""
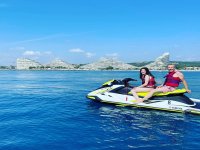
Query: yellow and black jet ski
87 78 200 115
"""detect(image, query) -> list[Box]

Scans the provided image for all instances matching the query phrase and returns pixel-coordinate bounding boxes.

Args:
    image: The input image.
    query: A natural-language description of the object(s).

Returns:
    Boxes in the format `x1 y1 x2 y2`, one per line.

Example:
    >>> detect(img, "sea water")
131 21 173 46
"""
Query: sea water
0 70 200 150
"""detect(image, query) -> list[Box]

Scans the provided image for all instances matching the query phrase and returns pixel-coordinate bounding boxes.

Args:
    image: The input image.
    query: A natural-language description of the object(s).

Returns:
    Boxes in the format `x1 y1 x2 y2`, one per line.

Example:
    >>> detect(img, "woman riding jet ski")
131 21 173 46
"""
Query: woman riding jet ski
131 67 156 102
87 78 200 115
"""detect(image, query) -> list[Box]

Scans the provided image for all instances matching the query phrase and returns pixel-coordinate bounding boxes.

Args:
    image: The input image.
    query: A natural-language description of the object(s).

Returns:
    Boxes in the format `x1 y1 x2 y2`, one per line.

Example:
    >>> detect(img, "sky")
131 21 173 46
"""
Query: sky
0 0 200 65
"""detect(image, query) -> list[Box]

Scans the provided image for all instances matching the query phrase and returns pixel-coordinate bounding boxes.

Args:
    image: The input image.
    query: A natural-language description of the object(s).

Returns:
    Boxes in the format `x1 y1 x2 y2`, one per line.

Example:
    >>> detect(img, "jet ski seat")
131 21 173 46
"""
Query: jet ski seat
129 89 187 97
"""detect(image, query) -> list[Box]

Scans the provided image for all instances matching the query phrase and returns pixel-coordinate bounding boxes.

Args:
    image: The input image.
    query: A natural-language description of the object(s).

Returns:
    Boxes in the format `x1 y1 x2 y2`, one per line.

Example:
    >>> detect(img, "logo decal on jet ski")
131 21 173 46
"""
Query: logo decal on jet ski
169 106 183 110
168 100 171 105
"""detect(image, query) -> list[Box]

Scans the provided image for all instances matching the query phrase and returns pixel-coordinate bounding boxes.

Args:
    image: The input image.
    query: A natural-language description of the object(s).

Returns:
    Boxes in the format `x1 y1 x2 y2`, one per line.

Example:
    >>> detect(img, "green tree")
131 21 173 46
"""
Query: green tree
105 66 114 70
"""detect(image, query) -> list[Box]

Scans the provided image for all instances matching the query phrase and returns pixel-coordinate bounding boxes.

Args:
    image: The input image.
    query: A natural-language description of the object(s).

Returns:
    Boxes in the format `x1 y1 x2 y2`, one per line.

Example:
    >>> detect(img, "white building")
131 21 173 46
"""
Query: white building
16 58 42 70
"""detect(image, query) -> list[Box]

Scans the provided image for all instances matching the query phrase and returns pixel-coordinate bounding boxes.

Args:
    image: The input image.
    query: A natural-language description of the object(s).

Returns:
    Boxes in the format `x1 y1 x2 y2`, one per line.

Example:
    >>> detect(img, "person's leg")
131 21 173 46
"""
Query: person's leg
131 88 140 100
142 88 164 101
136 87 154 92
131 87 153 100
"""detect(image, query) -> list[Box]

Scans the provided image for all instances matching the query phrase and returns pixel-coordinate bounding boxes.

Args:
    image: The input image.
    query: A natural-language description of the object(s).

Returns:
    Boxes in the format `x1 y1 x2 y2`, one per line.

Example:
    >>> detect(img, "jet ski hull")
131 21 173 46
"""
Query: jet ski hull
87 94 200 115
87 82 200 115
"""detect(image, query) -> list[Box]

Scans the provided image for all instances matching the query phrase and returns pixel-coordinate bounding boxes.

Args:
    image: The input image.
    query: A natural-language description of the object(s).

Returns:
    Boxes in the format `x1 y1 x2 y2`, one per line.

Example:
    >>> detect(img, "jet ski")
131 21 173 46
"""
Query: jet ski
87 78 200 115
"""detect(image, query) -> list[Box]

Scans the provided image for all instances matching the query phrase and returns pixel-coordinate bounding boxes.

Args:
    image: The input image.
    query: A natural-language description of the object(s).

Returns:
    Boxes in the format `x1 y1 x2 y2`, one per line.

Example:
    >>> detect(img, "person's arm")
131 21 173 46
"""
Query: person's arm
156 74 168 88
178 73 191 93
156 80 165 88
138 75 150 88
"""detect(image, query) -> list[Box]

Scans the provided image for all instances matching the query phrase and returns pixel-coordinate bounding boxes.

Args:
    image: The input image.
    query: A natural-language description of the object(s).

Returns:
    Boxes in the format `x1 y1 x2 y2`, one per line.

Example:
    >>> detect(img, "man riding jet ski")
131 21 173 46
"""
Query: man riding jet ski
87 78 200 115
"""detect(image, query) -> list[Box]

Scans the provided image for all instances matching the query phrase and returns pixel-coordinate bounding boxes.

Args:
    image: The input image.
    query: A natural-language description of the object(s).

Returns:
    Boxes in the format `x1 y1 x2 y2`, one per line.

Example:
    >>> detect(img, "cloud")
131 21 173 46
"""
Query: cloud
86 52 94 58
23 51 41 56
185 56 200 61
22 50 52 57
106 53 119 57
13 36 58 44
173 44 180 48
43 51 52 55
10 34 69 44
69 48 95 58
173 54 200 61
69 48 84 53
10 47 25 51
8 32 93 45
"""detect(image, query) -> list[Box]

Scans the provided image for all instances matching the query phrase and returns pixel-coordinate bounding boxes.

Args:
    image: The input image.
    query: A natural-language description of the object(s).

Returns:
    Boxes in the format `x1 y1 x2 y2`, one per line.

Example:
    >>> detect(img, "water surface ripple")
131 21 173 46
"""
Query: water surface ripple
0 71 200 150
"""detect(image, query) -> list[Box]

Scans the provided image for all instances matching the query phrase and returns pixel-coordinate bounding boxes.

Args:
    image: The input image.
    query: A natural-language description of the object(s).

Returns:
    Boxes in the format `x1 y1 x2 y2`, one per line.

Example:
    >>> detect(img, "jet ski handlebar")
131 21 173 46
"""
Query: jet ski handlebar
122 78 137 87
101 78 137 88
122 78 137 82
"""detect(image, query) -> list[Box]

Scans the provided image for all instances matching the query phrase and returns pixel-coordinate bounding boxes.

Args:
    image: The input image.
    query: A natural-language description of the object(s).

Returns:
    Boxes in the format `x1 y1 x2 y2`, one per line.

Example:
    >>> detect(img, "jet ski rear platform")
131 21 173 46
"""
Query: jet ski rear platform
87 78 200 115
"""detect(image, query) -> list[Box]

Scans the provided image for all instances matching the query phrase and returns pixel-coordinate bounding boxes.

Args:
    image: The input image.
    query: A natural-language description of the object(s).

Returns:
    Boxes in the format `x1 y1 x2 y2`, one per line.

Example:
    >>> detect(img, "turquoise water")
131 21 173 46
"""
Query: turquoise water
0 70 200 150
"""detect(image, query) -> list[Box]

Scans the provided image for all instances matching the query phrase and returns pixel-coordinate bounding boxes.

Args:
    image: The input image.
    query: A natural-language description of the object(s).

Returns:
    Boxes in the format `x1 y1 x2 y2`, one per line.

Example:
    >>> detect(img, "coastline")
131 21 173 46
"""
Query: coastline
0 69 200 72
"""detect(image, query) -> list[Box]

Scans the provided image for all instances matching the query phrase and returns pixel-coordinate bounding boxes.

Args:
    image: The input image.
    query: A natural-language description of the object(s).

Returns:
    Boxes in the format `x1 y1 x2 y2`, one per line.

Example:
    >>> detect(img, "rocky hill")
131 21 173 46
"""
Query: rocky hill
16 52 190 70
145 53 170 70
80 57 137 70
47 59 75 69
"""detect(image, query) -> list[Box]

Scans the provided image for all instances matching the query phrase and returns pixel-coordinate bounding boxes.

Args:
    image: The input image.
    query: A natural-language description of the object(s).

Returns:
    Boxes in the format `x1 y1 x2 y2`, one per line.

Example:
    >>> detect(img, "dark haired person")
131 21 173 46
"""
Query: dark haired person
131 67 156 101
139 64 191 102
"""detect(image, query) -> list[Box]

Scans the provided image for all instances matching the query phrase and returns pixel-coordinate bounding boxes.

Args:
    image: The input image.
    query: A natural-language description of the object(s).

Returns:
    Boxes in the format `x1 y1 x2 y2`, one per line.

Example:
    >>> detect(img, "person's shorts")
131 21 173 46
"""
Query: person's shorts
159 86 176 93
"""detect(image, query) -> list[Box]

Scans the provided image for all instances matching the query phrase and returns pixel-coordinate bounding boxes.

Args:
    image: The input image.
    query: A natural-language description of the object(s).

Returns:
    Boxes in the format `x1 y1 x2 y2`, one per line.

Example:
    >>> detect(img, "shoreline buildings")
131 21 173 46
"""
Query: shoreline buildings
14 53 200 70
